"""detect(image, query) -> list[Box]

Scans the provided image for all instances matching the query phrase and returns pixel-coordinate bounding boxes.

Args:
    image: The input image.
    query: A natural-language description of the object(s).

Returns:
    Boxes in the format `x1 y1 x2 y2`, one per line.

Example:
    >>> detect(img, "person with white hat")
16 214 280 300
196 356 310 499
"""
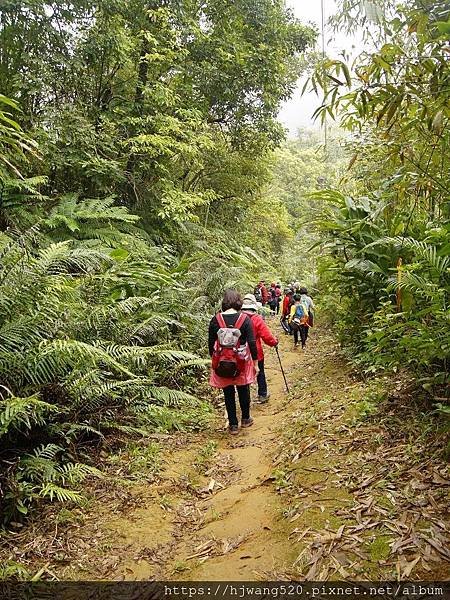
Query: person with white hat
242 293 278 403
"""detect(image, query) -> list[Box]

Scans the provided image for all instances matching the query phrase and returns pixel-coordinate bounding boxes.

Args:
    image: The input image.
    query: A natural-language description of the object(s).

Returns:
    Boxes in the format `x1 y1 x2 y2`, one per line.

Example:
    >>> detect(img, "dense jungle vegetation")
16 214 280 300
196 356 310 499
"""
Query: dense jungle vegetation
0 0 448 545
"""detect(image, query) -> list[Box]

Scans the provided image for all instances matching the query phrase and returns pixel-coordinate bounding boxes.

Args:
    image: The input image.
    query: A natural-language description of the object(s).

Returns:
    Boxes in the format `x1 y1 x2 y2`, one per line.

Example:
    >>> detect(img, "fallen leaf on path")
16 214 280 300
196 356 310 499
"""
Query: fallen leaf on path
293 547 308 566
421 536 450 561
432 472 450 486
289 513 302 523
402 556 421 578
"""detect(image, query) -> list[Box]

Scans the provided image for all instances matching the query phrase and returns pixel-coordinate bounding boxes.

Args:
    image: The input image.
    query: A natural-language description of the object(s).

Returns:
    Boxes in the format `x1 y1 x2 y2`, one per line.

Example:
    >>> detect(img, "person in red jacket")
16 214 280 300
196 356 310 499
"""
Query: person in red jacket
281 289 294 334
256 280 269 306
275 284 282 315
242 293 278 403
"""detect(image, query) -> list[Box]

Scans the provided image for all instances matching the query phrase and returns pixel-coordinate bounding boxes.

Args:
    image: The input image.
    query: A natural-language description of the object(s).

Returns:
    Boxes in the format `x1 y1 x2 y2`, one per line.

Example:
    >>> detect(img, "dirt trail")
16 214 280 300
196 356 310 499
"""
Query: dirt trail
109 324 301 580
169 345 300 580
104 322 448 581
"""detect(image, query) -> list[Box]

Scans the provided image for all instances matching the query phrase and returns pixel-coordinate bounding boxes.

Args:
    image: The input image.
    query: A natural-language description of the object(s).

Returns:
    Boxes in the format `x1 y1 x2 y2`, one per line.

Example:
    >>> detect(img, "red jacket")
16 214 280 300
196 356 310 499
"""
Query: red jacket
282 295 291 317
259 284 269 305
243 311 278 361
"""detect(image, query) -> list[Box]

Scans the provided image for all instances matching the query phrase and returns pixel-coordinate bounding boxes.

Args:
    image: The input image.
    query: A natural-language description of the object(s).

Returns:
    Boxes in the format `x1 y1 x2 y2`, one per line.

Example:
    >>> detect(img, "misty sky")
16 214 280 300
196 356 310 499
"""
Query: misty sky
279 0 363 134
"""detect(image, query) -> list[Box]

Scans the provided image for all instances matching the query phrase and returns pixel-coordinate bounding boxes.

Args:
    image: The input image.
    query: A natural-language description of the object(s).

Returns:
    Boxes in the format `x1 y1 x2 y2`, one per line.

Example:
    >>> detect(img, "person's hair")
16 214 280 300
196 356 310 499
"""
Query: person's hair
276 284 281 288
293 294 301 302
299 287 308 295
222 289 243 311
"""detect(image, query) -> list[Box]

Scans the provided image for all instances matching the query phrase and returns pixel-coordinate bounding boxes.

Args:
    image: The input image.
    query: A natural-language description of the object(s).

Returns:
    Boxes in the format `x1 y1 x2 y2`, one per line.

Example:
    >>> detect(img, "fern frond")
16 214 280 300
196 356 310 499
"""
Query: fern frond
52 422 104 439
366 236 449 274
56 462 102 484
37 243 111 275
0 395 57 437
38 483 84 504
388 272 441 297
137 386 198 407
31 443 63 460
38 339 136 378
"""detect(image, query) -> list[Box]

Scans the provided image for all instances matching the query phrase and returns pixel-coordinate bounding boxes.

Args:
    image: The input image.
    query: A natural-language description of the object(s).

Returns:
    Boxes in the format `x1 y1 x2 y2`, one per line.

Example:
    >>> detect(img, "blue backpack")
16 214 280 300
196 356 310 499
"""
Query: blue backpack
293 301 309 325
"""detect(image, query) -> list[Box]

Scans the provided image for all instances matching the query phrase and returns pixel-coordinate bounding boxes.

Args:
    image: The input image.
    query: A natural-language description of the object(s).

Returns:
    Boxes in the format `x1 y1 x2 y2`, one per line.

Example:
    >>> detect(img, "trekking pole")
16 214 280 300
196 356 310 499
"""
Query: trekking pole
275 346 290 393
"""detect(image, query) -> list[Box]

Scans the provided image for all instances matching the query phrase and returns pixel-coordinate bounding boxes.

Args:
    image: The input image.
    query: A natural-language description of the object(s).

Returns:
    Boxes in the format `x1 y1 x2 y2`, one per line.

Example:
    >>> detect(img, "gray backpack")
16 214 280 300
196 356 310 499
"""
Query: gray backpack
212 313 247 378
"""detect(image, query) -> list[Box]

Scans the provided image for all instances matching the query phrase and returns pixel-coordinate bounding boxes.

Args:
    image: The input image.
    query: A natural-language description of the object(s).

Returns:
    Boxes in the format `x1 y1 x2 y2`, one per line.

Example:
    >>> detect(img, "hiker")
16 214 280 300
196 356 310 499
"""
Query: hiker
242 293 278 403
275 284 282 315
254 284 263 304
288 289 314 349
259 281 269 306
299 286 315 329
280 289 294 334
268 282 277 316
208 289 258 434
255 281 268 306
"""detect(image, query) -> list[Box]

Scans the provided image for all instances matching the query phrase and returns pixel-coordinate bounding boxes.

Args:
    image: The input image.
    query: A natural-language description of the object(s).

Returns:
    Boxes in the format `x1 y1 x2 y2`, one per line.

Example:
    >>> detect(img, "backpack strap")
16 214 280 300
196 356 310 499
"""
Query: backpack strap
216 312 226 328
235 313 246 330
216 312 246 330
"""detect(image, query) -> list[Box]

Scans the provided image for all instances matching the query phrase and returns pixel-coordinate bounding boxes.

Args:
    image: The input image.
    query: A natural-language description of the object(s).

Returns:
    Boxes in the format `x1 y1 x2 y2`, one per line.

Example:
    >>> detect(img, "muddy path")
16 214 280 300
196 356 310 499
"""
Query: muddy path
2 323 448 581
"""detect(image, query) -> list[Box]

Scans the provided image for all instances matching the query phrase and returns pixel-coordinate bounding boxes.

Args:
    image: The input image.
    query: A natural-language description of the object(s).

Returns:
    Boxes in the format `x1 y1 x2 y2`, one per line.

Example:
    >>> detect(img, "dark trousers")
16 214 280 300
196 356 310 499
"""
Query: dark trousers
300 325 309 346
294 325 309 347
223 384 250 426
293 324 309 346
257 359 267 397
276 299 280 315
281 315 291 334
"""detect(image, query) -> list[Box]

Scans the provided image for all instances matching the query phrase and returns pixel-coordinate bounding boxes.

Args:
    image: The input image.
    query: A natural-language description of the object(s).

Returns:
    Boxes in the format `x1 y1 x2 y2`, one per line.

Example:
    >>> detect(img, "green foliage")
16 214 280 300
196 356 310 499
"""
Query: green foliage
194 441 218 473
0 560 30 581
266 129 347 286
0 95 38 181
0 0 315 226
107 441 162 480
308 0 450 404
3 443 102 522
0 394 57 437
0 217 212 521
352 380 388 422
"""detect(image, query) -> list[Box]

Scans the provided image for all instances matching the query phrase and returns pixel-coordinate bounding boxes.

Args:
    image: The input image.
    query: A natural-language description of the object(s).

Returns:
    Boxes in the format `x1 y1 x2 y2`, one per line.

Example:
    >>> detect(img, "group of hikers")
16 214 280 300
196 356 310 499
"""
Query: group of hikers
208 283 315 434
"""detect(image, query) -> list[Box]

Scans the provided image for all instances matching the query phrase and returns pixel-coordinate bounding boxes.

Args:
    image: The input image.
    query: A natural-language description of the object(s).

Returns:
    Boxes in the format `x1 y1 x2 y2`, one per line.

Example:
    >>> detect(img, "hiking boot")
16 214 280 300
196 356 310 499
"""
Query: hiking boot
228 425 239 435
257 394 270 403
241 417 254 428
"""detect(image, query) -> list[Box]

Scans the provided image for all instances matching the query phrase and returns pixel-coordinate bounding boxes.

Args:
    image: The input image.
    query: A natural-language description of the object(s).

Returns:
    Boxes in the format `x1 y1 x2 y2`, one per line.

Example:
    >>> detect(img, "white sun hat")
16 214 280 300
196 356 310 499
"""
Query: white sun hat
242 293 261 311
